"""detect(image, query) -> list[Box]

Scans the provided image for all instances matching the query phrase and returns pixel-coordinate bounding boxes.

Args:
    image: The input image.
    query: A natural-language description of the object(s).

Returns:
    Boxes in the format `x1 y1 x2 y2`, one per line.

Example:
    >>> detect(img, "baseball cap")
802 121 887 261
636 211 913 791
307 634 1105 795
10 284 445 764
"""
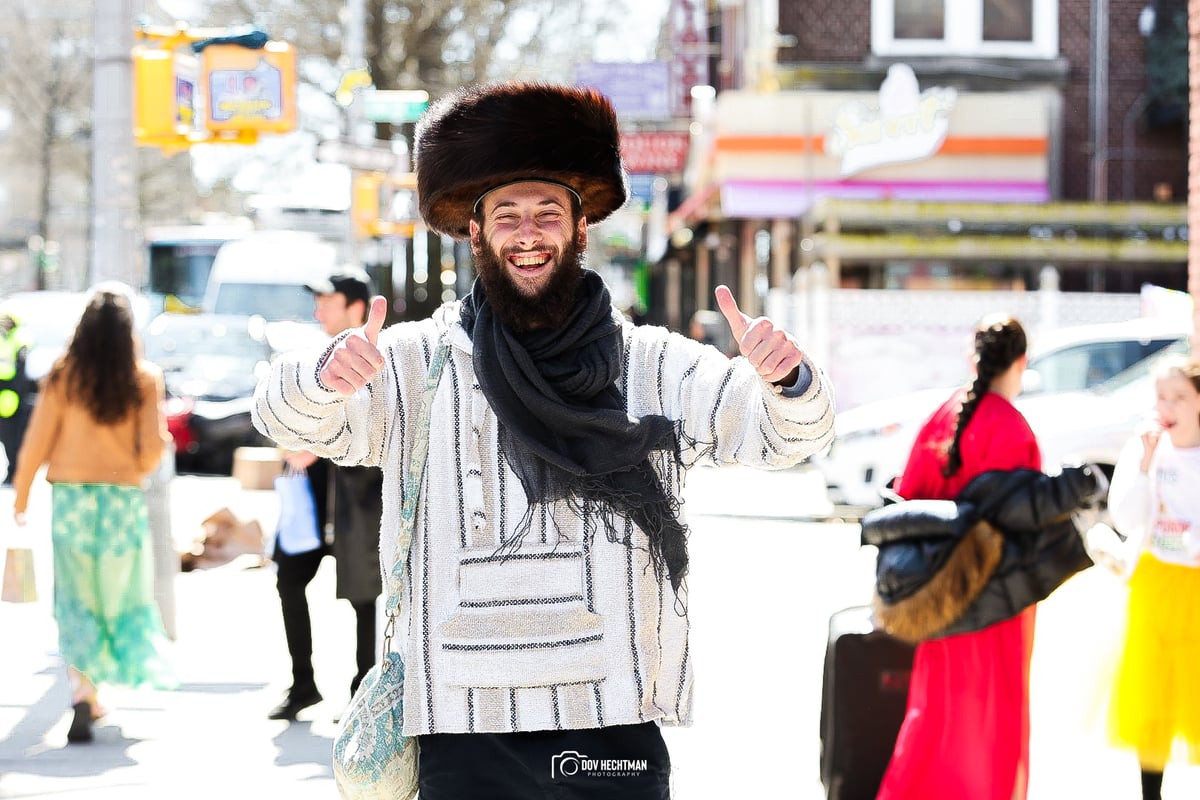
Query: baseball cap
305 266 375 307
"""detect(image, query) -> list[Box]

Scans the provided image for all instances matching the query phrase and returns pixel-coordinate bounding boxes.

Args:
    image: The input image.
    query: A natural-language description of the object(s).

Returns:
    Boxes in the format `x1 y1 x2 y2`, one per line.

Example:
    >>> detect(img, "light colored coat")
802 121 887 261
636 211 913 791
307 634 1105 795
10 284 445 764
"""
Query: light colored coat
253 302 834 735
13 360 168 514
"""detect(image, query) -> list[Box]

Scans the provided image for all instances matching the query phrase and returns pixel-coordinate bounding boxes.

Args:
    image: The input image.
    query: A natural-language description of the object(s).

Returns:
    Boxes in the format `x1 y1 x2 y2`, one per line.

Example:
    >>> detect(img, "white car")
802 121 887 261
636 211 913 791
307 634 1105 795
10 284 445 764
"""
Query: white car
816 318 1188 510
1022 340 1187 473
0 288 156 383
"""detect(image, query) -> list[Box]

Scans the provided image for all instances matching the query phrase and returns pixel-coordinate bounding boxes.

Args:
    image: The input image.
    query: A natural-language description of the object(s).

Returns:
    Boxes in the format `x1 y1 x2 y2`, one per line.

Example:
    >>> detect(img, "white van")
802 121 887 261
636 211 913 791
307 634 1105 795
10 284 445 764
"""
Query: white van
203 230 338 323
201 230 338 353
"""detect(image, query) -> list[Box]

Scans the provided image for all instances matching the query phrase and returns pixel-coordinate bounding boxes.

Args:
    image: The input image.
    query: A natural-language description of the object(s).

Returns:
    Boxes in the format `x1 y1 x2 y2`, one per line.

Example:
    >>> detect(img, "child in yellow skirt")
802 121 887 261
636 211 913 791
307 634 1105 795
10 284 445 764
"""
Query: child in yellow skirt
1106 355 1200 800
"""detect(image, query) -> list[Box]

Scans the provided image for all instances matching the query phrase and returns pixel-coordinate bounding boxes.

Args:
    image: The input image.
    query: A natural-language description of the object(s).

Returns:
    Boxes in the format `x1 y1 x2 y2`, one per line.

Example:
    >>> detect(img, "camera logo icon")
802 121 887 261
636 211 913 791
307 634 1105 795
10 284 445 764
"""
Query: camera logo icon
550 750 588 779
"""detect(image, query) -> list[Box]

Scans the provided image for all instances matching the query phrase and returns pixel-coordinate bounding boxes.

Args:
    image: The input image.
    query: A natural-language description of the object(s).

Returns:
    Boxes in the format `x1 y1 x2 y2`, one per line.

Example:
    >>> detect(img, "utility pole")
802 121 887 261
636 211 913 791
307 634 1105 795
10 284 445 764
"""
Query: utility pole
345 0 367 262
1089 0 1109 201
345 0 366 82
92 0 139 287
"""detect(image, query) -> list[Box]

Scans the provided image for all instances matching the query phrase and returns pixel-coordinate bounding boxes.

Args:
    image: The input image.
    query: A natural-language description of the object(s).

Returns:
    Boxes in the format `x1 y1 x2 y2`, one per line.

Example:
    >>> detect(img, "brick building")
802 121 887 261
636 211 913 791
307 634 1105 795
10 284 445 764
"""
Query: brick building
777 0 1186 203
657 0 1188 326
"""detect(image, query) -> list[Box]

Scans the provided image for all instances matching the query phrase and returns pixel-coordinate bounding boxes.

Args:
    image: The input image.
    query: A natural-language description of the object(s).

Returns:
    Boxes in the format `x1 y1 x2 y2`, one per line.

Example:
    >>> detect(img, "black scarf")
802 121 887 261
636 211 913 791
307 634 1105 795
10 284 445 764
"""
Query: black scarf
460 270 689 592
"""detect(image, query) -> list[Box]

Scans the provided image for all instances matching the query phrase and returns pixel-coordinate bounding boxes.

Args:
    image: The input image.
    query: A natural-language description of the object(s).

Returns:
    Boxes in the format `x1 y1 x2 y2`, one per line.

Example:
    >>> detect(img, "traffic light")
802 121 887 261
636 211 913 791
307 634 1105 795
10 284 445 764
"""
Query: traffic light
352 173 383 239
132 44 201 151
199 41 297 135
132 24 297 151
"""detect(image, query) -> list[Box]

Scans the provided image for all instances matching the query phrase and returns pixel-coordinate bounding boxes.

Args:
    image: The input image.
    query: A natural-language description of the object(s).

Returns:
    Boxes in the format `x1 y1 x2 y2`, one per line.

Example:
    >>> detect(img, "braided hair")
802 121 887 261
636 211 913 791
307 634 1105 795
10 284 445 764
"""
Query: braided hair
943 314 1028 477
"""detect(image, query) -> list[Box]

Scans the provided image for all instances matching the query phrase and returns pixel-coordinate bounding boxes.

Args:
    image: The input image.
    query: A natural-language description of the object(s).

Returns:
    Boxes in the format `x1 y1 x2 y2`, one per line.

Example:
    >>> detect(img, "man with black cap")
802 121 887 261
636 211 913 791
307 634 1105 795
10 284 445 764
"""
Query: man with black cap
254 83 834 796
267 266 385 721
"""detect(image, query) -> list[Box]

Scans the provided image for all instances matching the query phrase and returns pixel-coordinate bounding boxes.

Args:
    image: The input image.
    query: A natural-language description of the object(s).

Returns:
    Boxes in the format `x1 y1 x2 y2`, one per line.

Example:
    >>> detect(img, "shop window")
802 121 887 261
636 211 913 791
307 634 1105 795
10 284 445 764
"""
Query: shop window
872 0 1058 59
1143 3 1187 128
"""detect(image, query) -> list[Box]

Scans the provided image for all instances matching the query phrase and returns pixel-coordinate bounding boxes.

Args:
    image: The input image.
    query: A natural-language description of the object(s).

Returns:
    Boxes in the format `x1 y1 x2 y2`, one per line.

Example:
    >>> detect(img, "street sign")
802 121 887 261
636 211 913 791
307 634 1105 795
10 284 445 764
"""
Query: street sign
575 62 671 120
669 0 710 118
621 131 691 173
315 138 400 173
627 174 657 205
362 89 429 124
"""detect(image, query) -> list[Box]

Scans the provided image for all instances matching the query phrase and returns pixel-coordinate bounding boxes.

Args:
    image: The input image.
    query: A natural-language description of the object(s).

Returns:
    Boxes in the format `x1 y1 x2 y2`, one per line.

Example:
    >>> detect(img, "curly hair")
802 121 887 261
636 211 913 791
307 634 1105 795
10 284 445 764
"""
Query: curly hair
943 313 1028 478
49 290 141 424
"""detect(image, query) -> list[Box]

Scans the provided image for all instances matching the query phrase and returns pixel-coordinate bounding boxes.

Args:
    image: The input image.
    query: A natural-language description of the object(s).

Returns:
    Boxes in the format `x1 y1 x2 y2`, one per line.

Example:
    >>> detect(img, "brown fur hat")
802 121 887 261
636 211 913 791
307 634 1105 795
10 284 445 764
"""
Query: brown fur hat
414 82 628 239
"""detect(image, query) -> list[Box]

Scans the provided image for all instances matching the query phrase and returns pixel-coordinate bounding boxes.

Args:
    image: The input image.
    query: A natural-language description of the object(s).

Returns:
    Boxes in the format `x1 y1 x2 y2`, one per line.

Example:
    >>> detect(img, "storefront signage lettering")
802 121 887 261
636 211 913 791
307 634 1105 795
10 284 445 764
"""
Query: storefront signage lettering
825 64 956 177
621 131 691 174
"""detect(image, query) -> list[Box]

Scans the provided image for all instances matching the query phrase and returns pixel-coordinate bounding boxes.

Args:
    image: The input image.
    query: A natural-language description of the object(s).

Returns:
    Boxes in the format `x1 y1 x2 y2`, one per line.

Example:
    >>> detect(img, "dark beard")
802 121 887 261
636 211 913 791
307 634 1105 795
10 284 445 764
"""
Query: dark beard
473 233 586 332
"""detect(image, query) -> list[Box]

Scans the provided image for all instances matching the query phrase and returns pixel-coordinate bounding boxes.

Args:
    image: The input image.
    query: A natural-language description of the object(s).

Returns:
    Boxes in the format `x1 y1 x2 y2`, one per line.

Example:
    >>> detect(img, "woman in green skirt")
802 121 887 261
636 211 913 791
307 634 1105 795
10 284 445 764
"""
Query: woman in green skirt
11 288 176 743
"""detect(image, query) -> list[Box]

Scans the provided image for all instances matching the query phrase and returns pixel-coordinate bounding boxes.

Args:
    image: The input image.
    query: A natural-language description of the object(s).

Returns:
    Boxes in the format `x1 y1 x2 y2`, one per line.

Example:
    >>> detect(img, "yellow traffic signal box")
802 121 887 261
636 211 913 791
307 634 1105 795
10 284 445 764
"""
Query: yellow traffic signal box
132 45 199 144
201 41 297 134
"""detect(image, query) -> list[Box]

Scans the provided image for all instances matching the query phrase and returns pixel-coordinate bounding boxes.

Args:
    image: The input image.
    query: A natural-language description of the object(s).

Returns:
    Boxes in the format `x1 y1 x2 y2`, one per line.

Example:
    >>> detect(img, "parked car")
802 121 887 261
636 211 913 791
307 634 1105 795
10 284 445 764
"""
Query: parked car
143 312 274 475
816 317 1188 510
1017 342 1186 475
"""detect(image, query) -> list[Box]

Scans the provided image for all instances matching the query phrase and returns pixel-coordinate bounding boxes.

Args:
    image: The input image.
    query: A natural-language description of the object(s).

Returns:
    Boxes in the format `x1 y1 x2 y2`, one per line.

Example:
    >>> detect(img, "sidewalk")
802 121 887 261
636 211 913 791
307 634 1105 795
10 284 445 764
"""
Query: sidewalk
0 475 352 799
3 468 1200 798
1 467 847 799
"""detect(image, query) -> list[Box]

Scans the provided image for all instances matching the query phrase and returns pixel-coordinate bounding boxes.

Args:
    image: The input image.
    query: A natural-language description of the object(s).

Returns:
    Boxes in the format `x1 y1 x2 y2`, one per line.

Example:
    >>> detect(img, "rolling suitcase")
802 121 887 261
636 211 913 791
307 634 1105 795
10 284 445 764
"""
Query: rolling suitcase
819 605 915 800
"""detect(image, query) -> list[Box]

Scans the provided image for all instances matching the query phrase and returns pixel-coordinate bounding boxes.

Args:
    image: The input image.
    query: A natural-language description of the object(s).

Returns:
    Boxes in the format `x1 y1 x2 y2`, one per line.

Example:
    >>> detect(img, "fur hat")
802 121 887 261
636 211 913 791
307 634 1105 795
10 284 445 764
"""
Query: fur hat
414 82 628 239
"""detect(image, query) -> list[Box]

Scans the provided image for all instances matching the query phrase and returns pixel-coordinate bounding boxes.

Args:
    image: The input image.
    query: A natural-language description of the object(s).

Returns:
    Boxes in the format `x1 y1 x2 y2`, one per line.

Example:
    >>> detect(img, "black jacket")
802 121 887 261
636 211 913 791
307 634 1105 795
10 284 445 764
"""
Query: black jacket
860 465 1106 643
304 459 384 603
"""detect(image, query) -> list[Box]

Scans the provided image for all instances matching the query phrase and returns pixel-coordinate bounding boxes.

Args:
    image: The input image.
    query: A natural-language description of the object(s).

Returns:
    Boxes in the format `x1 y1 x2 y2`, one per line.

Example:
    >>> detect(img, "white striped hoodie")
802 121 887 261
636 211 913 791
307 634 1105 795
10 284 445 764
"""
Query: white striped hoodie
253 302 834 735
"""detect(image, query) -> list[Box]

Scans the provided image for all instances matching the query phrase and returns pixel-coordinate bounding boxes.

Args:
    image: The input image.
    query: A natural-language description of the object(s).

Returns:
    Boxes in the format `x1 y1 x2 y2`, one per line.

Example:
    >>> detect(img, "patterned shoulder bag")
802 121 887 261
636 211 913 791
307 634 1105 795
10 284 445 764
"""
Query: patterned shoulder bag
332 336 450 800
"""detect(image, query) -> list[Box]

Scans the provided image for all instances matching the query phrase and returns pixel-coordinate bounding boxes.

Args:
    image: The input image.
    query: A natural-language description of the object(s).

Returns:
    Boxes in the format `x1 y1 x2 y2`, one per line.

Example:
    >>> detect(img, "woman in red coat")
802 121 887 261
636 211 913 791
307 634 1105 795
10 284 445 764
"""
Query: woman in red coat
877 314 1041 800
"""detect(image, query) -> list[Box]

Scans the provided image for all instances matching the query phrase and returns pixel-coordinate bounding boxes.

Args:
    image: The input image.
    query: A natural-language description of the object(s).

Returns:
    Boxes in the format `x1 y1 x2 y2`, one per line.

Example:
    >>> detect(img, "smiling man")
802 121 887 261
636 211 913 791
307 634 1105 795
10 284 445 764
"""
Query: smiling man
470 181 588 331
253 82 835 799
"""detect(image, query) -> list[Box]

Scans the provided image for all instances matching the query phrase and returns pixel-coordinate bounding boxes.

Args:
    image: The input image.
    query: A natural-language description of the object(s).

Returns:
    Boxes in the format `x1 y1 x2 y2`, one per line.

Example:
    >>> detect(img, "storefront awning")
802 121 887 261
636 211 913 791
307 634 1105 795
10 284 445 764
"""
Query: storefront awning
810 198 1188 263
721 179 1050 219
666 182 719 233
812 233 1185 262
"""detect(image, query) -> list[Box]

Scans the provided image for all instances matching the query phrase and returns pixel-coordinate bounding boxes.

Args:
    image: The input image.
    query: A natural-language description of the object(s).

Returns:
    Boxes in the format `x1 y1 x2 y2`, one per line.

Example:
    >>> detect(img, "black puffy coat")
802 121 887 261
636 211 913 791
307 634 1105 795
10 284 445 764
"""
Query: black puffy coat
860 465 1106 643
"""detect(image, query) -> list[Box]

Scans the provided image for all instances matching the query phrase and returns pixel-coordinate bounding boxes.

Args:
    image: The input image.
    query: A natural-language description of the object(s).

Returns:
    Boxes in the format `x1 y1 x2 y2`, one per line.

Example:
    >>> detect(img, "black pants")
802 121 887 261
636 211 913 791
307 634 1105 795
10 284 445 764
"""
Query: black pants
418 722 671 799
275 543 375 693
1141 769 1163 800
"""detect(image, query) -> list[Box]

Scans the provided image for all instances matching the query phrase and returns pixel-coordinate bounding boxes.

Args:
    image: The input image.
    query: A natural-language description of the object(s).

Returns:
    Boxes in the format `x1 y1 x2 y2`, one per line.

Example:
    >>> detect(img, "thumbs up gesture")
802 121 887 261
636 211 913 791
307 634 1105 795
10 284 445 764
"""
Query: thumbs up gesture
715 285 804 385
319 295 388 395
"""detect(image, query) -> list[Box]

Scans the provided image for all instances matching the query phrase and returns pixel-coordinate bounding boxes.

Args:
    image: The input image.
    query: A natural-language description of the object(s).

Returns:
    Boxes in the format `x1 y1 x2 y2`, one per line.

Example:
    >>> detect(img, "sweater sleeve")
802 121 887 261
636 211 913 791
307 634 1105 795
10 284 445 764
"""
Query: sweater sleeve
1107 435 1153 544
252 323 423 468
12 377 62 514
644 328 835 469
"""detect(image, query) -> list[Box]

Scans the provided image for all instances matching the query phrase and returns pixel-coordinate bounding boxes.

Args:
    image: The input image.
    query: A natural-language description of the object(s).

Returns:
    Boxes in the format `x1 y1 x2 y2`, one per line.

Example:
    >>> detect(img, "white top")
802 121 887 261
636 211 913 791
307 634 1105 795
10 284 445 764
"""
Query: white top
1108 434 1200 567
253 302 836 735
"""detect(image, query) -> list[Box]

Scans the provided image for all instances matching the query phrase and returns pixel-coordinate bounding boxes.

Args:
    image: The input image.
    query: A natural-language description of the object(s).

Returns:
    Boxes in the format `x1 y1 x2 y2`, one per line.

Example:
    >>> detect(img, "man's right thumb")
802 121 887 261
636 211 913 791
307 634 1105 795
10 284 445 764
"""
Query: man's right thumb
364 295 387 344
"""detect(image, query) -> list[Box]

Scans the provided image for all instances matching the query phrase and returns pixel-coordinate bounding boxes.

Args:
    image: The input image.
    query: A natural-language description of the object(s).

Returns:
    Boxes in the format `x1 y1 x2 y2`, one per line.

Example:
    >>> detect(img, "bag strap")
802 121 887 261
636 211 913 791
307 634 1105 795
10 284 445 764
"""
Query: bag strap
381 335 450 653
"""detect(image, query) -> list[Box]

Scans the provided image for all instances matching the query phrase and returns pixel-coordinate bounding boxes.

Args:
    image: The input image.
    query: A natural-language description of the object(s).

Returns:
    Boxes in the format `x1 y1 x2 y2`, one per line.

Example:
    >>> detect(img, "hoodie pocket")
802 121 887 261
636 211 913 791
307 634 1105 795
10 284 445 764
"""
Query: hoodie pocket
439 543 605 689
